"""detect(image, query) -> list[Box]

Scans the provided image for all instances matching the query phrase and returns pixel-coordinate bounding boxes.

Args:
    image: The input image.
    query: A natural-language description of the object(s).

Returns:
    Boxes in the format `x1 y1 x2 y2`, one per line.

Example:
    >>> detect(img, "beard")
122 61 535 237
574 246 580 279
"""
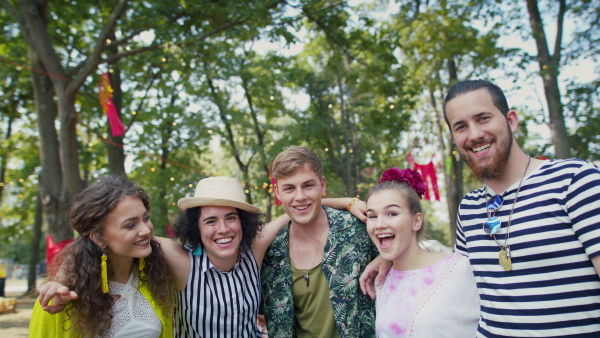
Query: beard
460 121 513 181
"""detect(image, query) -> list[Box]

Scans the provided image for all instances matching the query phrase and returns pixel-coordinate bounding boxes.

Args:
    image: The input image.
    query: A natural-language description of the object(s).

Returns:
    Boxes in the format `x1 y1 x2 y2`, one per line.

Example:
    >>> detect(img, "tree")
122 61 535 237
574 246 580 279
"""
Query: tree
278 0 424 198
565 80 600 160
1 0 131 242
1 0 283 241
483 0 600 159
386 0 506 245
525 0 571 158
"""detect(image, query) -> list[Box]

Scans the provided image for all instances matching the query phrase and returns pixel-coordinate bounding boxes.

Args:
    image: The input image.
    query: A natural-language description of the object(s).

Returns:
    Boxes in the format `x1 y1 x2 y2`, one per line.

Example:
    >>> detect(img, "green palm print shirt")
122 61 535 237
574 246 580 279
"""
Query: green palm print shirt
261 206 377 337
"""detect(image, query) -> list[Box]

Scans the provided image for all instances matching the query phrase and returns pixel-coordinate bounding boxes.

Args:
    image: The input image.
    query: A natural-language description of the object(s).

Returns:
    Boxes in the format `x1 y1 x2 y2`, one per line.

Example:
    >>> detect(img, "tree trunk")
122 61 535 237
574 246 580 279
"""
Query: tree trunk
448 145 463 247
0 115 13 205
525 0 571 158
27 192 44 292
335 72 354 196
27 44 71 242
16 0 128 241
445 59 463 247
57 93 86 231
430 86 460 247
240 71 272 220
204 62 253 203
159 130 170 236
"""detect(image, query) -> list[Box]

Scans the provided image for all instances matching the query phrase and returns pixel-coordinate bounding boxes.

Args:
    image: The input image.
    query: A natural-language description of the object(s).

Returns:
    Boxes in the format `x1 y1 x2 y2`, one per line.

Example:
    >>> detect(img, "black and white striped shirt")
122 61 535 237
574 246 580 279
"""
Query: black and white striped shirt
456 159 600 337
174 248 262 337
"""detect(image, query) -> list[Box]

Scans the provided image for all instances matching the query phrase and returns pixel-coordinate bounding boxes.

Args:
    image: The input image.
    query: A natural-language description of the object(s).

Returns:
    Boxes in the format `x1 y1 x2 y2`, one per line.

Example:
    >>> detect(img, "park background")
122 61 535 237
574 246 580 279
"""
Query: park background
0 0 598 296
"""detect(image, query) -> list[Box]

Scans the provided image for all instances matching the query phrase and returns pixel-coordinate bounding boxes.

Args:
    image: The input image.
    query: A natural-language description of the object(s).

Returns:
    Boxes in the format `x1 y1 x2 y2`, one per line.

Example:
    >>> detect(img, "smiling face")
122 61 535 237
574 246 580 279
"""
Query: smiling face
366 189 422 267
199 206 242 271
445 88 517 181
99 196 154 264
275 165 326 227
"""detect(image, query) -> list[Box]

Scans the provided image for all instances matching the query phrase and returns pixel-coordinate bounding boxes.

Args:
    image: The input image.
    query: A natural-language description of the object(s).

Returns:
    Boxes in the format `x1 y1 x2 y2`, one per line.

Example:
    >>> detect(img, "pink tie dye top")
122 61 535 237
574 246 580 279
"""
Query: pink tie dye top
375 255 451 337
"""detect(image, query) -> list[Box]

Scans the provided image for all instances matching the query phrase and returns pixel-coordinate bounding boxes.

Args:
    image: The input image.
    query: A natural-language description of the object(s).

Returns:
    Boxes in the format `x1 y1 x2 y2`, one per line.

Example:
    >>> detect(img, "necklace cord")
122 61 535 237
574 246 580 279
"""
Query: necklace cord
489 156 532 249
292 221 328 279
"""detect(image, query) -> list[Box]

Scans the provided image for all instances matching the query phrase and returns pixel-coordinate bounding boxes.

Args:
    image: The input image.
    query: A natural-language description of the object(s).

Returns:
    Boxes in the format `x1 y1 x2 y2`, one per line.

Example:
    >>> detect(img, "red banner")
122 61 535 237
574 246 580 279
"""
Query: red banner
99 73 126 137
46 235 74 267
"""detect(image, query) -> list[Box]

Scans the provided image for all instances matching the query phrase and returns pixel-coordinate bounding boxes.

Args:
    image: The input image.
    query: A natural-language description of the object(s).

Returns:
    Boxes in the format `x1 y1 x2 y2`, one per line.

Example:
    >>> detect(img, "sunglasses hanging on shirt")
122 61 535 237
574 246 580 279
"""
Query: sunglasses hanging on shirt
482 156 531 272
483 194 504 235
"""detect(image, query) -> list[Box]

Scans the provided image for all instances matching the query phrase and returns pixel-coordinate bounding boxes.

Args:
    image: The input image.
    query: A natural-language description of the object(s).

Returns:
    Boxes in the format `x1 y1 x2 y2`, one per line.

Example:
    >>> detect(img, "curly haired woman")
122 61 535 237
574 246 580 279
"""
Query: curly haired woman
156 176 297 337
29 176 175 337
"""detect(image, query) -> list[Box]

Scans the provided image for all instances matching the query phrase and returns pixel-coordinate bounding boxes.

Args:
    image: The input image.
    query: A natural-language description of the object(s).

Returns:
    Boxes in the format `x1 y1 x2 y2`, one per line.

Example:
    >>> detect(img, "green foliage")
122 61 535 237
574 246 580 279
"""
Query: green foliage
421 200 451 247
566 80 600 161
1 0 599 264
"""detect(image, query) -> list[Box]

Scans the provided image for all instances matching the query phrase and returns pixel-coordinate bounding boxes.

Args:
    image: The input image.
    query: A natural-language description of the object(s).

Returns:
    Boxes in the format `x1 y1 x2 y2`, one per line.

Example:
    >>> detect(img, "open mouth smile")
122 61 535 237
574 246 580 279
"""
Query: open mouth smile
134 238 149 246
471 143 491 153
376 233 395 248
215 237 234 244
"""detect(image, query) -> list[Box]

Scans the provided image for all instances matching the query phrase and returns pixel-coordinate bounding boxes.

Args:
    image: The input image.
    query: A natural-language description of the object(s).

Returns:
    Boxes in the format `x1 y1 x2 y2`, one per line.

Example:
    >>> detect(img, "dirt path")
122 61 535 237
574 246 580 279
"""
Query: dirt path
0 307 32 337
1 279 36 337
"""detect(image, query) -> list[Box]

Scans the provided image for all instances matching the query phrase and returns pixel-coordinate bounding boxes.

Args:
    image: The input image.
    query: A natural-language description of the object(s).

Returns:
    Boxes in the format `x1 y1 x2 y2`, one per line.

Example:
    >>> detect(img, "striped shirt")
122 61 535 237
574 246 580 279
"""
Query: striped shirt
456 159 600 337
174 248 262 337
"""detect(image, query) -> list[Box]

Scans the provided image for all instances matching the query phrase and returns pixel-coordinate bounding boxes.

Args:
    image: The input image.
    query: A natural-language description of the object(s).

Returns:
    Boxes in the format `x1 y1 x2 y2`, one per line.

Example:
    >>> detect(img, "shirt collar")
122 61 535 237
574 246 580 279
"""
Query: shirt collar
202 249 250 274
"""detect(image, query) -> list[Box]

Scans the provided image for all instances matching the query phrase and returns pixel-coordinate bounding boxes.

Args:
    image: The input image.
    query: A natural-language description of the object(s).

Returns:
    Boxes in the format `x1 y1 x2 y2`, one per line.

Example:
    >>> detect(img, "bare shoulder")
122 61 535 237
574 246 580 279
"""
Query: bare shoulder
154 236 190 291
252 214 289 269
154 236 187 259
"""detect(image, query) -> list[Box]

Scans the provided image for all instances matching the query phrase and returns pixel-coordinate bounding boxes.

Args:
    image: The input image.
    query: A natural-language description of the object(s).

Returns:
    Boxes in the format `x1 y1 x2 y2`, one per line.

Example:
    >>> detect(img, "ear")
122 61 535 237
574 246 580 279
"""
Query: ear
412 213 424 232
274 183 281 200
89 232 105 250
320 176 326 194
506 110 519 133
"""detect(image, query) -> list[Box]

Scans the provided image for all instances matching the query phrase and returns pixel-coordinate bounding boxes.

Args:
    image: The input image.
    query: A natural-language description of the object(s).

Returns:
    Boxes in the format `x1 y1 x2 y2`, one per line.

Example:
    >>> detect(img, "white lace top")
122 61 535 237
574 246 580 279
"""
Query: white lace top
102 272 162 338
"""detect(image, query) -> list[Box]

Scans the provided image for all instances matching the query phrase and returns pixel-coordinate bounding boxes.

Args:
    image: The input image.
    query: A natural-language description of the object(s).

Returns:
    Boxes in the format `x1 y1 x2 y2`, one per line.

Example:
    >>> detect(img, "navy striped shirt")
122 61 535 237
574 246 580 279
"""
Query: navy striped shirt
174 249 261 337
456 159 600 337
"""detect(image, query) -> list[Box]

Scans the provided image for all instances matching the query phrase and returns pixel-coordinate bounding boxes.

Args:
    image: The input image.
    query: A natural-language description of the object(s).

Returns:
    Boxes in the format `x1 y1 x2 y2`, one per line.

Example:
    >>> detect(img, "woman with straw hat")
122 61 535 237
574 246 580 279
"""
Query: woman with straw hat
159 176 286 337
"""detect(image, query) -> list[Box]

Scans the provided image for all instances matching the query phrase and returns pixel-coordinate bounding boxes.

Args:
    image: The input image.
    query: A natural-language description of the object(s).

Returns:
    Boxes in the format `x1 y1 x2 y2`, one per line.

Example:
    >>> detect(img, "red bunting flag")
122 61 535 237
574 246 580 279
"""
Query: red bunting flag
98 73 126 137
407 151 440 201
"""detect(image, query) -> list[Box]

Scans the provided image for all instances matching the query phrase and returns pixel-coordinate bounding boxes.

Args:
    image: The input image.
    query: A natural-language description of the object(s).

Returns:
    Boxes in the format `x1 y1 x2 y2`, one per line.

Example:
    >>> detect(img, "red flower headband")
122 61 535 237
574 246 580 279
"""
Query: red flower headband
379 167 426 198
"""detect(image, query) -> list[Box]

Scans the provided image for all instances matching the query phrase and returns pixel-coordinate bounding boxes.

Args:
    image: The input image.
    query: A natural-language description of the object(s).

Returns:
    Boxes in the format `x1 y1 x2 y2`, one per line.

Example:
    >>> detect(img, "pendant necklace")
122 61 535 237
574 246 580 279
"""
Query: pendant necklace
292 222 328 287
485 156 531 272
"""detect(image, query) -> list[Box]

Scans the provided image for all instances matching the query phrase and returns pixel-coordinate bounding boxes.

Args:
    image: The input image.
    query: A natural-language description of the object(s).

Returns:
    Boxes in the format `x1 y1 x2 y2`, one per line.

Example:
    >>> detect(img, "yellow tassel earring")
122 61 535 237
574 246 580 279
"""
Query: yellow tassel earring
101 254 109 293
138 257 146 271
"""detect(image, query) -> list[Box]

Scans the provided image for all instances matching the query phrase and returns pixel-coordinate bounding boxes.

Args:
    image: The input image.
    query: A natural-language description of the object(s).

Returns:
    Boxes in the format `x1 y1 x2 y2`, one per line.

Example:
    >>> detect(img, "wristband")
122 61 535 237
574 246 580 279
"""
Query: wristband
347 197 359 211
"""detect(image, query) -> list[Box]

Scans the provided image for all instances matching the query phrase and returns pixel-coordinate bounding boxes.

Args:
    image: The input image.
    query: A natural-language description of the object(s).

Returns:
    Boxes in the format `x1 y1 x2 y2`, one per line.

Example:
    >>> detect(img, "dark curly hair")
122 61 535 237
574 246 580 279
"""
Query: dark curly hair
173 207 264 253
47 176 175 337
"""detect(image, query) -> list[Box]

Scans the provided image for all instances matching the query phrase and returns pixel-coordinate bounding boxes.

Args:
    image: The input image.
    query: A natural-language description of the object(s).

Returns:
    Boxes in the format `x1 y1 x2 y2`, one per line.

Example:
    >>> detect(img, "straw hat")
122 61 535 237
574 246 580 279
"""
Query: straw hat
178 176 259 214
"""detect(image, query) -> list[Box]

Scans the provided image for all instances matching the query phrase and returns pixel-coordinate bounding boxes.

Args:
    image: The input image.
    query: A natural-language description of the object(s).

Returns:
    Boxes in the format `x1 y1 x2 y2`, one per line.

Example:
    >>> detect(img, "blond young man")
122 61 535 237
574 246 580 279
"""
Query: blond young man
261 146 378 337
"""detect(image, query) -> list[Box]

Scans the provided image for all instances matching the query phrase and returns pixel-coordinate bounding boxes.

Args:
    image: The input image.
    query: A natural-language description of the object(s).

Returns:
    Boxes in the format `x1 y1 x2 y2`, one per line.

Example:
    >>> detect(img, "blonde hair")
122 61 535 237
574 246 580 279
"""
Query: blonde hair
272 146 323 180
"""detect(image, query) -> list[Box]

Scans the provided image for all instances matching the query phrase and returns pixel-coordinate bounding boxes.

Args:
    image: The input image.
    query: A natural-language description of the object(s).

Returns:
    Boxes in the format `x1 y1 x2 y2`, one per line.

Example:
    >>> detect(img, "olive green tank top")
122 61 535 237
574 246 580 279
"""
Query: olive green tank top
291 261 340 338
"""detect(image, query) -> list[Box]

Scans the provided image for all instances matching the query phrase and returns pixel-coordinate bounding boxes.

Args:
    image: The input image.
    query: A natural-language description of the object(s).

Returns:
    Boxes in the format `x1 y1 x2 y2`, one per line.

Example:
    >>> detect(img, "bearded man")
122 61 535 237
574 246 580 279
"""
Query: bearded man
442 79 600 337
